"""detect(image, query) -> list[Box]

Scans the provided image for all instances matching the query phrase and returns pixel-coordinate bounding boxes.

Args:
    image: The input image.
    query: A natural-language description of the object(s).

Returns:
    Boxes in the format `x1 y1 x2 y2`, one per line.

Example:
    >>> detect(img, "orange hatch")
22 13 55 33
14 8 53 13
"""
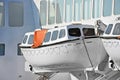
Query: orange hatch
32 29 48 48
118 36 120 39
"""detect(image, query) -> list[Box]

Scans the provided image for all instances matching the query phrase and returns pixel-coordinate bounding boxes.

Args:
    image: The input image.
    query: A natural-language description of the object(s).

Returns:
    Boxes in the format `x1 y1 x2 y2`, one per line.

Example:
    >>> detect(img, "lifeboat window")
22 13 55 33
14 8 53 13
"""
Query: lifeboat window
69 28 81 37
113 23 120 35
105 24 113 34
44 32 51 42
59 29 65 38
22 35 28 44
28 35 34 44
83 28 95 36
51 30 58 41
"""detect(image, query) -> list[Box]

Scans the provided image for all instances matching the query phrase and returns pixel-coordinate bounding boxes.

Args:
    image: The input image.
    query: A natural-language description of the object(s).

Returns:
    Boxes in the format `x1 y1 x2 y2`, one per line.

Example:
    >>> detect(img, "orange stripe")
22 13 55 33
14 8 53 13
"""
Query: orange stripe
32 29 47 48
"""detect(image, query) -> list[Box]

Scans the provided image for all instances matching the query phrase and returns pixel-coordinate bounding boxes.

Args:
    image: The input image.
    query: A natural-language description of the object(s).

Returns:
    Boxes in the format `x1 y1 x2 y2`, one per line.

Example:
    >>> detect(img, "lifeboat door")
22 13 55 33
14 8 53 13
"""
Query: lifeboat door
82 28 107 68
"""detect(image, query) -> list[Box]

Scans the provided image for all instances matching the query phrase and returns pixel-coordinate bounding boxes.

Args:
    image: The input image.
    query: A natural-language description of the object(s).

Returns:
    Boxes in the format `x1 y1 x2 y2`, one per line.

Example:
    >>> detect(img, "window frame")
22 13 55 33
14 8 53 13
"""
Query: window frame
83 0 91 20
112 23 120 35
22 35 28 44
74 0 82 21
28 35 34 44
68 28 81 37
114 0 120 15
9 1 24 27
92 0 101 18
17 43 23 56
48 0 56 25
105 24 113 34
59 29 66 39
103 0 112 17
0 43 5 56
56 0 64 23
51 30 58 41
40 0 47 26
0 1 5 27
65 0 73 22
44 32 51 42
83 28 96 37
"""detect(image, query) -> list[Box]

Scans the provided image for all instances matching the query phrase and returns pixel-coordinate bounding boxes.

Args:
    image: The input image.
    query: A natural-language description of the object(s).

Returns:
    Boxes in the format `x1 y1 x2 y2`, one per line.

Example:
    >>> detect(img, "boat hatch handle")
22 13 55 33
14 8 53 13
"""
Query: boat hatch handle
86 41 92 43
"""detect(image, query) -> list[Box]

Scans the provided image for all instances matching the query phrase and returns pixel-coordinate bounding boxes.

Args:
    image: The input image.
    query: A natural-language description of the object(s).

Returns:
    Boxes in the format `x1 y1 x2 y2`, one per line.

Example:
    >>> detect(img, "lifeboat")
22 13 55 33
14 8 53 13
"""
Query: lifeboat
20 24 107 73
101 21 120 69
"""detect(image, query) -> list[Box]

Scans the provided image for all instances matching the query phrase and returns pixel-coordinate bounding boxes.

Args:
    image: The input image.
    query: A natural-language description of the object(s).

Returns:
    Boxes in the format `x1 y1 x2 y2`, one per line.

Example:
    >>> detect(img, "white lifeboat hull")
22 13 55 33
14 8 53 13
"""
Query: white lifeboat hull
21 40 92 71
21 38 107 72
102 38 120 68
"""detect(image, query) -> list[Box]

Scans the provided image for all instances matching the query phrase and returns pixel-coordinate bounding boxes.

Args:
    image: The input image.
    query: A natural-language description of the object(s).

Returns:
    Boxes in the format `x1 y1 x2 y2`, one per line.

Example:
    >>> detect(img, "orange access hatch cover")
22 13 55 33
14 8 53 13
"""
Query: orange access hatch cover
32 29 47 48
